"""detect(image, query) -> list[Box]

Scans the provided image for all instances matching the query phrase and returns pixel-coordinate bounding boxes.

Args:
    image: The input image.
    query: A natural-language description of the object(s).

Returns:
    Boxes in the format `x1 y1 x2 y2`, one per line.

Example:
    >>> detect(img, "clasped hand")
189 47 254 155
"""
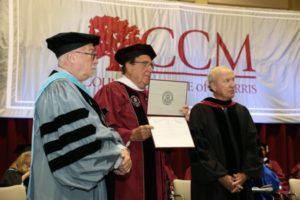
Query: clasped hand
114 148 132 175
218 173 247 193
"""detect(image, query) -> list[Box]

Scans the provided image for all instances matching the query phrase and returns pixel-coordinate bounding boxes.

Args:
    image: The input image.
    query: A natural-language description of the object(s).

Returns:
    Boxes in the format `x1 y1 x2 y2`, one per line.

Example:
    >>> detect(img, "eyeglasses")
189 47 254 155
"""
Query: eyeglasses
133 61 154 68
74 51 97 60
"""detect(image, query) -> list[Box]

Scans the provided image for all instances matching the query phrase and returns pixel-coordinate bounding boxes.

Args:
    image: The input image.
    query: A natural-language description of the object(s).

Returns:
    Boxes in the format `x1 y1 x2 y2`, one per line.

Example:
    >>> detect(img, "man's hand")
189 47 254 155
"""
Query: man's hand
130 125 153 141
180 105 190 121
22 170 30 181
114 149 132 175
232 172 247 190
218 174 245 193
218 175 235 191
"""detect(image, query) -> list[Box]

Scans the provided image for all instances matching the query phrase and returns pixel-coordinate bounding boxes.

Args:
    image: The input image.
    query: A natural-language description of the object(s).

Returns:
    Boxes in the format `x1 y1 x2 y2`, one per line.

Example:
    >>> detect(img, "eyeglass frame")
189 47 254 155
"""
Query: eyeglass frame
73 51 97 60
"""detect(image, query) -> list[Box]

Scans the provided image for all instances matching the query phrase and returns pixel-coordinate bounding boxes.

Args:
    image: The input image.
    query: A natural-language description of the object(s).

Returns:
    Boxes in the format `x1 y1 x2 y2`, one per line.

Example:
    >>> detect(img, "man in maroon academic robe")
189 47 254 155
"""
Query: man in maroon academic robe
94 44 167 200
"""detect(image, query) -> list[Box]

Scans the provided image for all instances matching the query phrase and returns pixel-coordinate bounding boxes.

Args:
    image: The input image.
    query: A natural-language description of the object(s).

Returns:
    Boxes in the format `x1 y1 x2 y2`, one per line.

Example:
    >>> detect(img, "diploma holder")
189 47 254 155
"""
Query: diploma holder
147 80 194 148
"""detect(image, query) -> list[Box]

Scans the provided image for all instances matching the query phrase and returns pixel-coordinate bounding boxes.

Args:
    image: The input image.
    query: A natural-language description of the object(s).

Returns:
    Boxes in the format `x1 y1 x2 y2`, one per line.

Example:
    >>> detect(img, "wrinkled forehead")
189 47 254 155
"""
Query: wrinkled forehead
209 67 233 82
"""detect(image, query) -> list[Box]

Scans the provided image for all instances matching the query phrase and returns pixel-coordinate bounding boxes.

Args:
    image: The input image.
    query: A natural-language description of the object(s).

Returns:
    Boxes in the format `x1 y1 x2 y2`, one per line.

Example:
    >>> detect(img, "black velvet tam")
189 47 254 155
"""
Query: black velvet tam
46 32 100 58
115 43 156 65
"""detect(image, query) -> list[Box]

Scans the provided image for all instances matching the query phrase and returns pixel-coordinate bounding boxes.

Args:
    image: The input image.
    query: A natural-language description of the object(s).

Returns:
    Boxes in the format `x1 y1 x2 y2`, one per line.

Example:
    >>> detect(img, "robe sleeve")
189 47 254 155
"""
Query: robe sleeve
94 83 133 143
270 160 285 180
35 79 122 191
189 104 228 184
270 160 289 195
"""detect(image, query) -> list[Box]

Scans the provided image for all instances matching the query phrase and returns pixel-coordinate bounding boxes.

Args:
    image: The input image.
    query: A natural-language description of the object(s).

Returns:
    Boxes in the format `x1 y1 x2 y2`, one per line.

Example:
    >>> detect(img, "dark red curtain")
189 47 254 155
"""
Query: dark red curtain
0 118 32 176
257 123 300 178
1 118 300 181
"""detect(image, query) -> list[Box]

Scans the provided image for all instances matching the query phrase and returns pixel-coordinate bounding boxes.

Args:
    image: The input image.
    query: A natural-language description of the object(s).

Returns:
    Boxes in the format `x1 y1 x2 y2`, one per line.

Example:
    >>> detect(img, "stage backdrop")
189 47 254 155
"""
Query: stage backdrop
1 0 300 123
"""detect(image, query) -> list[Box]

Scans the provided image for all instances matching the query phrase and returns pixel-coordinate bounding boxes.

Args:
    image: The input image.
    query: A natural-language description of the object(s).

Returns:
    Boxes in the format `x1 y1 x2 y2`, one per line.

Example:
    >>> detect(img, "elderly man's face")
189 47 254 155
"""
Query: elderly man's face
71 44 98 81
126 55 153 89
211 68 235 101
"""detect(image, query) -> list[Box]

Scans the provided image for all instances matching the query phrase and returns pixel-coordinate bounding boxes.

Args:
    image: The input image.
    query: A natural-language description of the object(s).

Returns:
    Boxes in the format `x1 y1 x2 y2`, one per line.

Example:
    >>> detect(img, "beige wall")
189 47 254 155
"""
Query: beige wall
180 0 300 10
207 0 289 9
290 0 300 10
195 0 208 3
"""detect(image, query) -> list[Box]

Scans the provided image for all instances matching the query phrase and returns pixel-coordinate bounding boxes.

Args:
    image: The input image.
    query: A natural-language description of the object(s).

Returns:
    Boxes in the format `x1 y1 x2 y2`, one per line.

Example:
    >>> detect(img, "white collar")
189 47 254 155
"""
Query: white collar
116 76 144 91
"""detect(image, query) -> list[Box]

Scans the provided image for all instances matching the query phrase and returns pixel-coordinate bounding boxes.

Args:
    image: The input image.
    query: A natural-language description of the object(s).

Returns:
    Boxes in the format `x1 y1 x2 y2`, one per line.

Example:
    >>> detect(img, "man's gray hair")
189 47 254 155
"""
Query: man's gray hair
207 66 230 92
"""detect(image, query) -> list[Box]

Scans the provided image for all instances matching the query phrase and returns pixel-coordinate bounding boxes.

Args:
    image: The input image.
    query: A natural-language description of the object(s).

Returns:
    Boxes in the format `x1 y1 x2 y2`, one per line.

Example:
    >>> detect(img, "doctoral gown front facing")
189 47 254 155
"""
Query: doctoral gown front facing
189 98 262 200
94 80 167 200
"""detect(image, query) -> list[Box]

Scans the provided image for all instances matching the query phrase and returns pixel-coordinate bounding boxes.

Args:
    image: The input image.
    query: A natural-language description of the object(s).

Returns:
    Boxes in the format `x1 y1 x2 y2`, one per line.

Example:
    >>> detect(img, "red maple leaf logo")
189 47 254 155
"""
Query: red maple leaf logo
89 16 144 71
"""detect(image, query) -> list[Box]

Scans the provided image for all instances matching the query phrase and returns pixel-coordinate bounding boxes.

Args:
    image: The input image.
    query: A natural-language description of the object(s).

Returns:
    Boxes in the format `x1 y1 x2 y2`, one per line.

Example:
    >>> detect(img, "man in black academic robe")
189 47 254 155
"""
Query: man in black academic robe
189 66 262 200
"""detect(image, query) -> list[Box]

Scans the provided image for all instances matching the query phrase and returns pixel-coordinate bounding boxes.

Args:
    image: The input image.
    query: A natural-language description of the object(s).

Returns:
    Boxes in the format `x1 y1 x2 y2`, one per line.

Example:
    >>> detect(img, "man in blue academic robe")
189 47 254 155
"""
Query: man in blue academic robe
27 32 132 200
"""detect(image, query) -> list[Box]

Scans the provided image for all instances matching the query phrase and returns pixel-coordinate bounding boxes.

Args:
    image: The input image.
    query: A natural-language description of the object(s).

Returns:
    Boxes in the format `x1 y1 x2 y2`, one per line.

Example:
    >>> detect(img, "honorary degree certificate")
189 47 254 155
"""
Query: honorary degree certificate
147 80 188 116
147 80 194 148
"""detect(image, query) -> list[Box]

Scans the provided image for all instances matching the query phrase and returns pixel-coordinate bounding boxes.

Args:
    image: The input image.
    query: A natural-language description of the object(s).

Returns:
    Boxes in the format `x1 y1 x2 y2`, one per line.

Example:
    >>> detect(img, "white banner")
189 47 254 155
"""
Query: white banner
1 0 300 123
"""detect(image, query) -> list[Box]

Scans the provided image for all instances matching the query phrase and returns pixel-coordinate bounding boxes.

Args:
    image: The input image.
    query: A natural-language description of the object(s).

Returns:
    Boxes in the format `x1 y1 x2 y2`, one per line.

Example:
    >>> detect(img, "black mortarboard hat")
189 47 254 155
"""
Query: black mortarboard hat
115 44 156 65
14 144 31 155
46 32 100 58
